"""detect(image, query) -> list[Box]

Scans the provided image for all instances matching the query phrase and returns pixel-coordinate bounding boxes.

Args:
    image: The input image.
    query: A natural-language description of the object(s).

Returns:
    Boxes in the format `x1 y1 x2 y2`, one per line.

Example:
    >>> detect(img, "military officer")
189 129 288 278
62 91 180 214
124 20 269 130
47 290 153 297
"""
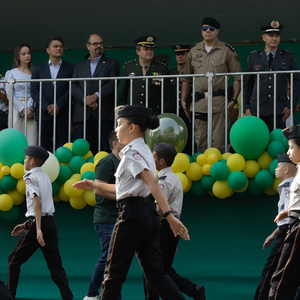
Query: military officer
118 36 172 115
244 21 300 131
181 17 242 154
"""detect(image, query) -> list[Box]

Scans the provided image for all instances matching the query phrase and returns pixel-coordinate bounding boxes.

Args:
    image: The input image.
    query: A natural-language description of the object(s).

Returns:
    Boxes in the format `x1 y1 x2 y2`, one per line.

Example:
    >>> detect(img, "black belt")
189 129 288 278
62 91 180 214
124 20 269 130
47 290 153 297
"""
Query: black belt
289 211 300 219
28 214 53 221
195 113 208 121
195 90 225 102
116 196 149 209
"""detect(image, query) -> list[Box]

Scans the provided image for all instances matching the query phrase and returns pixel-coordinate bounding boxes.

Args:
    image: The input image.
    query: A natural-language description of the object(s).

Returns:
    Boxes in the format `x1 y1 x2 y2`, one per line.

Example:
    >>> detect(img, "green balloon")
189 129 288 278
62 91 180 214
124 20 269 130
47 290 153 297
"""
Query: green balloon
1 206 21 222
190 180 206 197
192 152 201 162
72 139 90 156
200 175 216 192
1 175 18 191
56 165 72 184
55 147 73 163
0 128 28 167
87 156 95 163
269 159 278 176
247 178 263 195
210 162 230 181
255 169 274 189
229 116 269 159
281 135 289 151
270 129 284 142
227 171 247 190
52 181 60 196
145 113 188 153
81 171 95 181
69 156 86 174
267 141 286 159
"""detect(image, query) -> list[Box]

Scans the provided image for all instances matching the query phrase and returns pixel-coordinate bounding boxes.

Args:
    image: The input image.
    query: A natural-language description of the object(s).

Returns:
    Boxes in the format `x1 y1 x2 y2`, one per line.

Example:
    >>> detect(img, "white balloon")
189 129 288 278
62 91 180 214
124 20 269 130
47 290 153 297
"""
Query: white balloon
41 151 60 183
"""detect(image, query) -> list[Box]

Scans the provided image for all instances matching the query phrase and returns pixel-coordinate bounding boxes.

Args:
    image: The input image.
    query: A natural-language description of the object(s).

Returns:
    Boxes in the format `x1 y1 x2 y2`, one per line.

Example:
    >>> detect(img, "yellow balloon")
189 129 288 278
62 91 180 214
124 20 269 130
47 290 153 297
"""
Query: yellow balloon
94 151 109 166
0 194 14 211
202 164 211 176
8 189 25 205
222 152 232 160
10 163 25 179
207 153 219 165
186 162 203 181
1 166 10 175
83 150 93 161
273 178 282 192
64 178 84 198
16 179 26 195
70 194 87 210
196 154 207 166
53 195 61 203
58 184 70 202
212 180 232 199
204 147 222 160
63 142 73 151
171 153 190 173
257 151 273 170
243 160 260 178
80 162 95 175
84 190 96 206
71 173 82 181
227 153 245 172
175 172 188 190
264 186 278 196
0 162 3 170
183 178 192 193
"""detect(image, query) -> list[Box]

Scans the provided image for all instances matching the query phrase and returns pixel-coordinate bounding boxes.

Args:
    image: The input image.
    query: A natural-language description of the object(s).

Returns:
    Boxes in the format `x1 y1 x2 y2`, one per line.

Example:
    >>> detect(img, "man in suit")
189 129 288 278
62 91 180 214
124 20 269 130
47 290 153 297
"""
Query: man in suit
72 34 120 154
244 21 300 131
118 36 172 116
31 36 74 152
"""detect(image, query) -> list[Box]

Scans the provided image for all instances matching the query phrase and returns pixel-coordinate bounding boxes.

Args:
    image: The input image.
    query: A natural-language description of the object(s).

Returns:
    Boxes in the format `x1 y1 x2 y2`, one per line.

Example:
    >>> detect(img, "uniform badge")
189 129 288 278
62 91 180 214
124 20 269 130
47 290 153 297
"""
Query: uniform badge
25 178 31 185
147 36 154 42
160 183 165 190
285 191 290 199
196 54 203 58
133 152 141 160
193 58 202 63
271 21 280 28
234 55 239 62
129 72 135 77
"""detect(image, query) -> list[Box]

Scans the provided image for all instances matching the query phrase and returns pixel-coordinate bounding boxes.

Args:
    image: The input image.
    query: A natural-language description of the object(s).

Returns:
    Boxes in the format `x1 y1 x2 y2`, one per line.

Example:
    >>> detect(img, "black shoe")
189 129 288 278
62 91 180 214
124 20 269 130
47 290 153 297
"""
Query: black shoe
192 285 206 300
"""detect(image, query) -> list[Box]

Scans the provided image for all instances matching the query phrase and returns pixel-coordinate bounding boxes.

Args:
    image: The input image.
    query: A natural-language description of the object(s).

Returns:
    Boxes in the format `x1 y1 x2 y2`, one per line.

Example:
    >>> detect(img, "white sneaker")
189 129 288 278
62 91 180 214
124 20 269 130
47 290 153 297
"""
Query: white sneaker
83 296 99 300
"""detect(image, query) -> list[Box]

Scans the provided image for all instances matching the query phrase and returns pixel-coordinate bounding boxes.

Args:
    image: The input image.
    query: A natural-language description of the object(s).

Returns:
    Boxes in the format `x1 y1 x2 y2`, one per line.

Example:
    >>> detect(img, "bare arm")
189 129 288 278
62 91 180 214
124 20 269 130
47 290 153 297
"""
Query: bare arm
33 194 45 247
73 179 116 195
274 209 289 223
139 169 190 240
263 227 280 249
180 81 191 118
95 179 116 200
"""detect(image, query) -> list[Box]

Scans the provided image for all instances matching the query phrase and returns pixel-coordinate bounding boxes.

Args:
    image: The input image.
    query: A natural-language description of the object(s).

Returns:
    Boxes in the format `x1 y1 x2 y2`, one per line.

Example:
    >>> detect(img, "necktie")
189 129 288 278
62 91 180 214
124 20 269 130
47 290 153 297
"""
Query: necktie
268 53 273 70
143 65 148 76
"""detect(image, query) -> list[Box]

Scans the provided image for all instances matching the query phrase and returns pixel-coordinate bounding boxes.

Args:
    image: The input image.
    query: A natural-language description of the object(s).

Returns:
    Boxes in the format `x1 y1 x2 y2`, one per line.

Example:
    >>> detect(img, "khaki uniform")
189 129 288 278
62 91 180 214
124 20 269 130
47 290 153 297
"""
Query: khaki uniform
181 39 242 152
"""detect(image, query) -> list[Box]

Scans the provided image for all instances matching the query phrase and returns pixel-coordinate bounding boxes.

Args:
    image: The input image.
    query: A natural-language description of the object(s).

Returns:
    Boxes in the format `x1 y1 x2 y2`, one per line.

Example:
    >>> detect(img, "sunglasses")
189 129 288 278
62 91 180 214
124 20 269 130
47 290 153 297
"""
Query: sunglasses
202 26 216 32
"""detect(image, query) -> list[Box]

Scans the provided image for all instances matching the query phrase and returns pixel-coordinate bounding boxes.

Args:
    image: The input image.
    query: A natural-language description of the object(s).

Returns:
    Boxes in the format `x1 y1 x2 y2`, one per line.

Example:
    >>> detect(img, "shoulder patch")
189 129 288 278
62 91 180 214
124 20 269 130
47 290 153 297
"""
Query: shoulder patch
132 152 141 160
225 43 236 52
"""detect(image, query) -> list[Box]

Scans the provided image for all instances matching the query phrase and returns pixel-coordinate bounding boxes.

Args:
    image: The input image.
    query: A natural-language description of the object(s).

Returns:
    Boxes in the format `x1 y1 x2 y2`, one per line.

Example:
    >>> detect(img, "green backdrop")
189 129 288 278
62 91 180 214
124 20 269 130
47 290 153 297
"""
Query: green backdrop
1 193 278 300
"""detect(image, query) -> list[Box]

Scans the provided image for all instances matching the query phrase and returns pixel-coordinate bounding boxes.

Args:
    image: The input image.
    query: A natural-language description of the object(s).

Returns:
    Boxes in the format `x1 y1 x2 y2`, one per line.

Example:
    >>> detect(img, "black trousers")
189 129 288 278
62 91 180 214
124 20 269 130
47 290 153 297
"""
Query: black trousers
269 218 300 299
100 197 185 300
144 219 198 299
8 216 73 300
254 224 289 300
0 279 14 300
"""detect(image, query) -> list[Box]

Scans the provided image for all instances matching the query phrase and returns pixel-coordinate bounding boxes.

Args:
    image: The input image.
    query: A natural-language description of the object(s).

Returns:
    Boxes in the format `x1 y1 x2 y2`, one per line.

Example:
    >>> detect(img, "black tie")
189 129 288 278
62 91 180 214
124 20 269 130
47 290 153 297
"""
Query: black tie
268 53 273 70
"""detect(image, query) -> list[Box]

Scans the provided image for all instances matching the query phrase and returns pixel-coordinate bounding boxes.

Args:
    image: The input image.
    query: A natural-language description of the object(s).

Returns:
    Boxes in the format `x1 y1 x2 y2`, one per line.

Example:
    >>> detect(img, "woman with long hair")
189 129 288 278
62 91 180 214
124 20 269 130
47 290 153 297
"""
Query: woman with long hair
5 43 37 145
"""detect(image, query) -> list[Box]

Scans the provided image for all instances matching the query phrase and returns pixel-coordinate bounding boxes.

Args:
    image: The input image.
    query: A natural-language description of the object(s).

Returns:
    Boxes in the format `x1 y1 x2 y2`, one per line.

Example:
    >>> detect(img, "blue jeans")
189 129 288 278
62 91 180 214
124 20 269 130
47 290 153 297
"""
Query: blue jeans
87 223 118 297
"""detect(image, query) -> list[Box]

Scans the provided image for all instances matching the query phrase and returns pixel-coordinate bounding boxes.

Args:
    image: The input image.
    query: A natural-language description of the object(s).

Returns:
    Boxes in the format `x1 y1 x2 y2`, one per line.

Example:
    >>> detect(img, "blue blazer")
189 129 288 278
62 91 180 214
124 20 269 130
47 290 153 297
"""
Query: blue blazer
31 60 74 120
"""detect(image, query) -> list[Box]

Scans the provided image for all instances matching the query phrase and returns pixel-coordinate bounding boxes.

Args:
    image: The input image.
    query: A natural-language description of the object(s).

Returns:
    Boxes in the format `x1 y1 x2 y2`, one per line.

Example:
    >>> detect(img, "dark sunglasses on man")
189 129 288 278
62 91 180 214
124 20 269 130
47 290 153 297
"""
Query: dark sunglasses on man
202 26 216 32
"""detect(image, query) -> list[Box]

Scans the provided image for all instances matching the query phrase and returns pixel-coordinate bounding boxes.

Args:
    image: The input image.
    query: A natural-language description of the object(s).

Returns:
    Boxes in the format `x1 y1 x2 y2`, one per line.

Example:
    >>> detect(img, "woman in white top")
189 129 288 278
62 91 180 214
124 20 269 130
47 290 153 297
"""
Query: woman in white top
5 43 37 145
74 105 189 300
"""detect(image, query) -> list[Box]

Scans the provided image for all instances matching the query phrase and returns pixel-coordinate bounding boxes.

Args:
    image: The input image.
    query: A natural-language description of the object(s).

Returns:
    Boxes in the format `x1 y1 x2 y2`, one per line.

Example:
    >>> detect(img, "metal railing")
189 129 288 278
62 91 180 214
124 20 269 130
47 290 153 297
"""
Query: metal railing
1 69 298 154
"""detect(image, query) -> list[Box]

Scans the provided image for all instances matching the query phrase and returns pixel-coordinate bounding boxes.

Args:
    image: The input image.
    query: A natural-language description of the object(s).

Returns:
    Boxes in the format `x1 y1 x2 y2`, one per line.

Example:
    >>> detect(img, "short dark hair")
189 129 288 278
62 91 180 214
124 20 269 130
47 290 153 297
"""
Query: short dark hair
46 36 64 48
155 152 175 167
108 131 118 150
28 155 45 167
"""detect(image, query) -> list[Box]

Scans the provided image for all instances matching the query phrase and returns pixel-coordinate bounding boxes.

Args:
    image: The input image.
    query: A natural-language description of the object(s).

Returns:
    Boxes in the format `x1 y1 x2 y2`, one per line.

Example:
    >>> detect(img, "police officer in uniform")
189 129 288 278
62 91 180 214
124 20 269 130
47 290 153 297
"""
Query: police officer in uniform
244 21 300 131
118 36 172 115
181 17 242 154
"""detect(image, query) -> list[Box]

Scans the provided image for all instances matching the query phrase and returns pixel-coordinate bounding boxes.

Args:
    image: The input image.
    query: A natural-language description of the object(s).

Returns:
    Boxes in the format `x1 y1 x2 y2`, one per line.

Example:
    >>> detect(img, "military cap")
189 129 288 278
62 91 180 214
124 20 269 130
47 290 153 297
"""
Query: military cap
278 153 295 164
172 44 191 53
260 21 283 33
25 145 49 163
154 54 170 65
154 143 177 160
282 124 300 140
202 17 220 29
135 35 156 48
115 105 153 119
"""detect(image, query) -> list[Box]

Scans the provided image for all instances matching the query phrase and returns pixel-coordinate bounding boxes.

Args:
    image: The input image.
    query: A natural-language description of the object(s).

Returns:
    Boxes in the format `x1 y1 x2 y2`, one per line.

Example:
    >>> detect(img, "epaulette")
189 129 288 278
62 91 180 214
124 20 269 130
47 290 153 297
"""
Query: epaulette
283 182 290 188
24 172 31 177
189 43 196 50
249 49 260 55
158 176 167 180
280 49 293 54
225 43 236 52
124 59 137 65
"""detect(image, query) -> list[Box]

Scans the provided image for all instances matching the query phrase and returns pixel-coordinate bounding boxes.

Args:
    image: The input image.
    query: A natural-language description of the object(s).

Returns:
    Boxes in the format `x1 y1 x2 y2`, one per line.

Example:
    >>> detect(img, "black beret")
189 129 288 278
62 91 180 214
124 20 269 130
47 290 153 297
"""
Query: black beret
25 146 49 163
154 54 170 65
278 153 295 164
282 125 300 140
260 21 283 33
135 35 156 48
202 17 220 29
154 143 177 160
172 44 191 53
115 105 153 120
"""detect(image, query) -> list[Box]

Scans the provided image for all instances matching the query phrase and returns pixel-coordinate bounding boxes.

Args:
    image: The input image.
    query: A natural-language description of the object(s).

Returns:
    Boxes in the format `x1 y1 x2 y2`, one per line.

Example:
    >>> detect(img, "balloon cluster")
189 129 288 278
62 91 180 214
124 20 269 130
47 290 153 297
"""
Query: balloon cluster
172 117 288 199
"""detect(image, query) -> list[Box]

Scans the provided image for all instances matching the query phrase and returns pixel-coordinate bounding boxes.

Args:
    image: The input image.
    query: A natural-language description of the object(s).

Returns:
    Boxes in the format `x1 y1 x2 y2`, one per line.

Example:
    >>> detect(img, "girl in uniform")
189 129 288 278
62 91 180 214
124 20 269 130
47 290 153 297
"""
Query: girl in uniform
73 105 189 300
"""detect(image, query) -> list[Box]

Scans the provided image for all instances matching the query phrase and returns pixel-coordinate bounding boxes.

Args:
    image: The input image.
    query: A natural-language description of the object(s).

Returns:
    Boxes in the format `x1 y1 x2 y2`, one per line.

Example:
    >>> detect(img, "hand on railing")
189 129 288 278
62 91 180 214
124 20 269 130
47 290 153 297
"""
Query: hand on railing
245 109 251 116
282 107 290 122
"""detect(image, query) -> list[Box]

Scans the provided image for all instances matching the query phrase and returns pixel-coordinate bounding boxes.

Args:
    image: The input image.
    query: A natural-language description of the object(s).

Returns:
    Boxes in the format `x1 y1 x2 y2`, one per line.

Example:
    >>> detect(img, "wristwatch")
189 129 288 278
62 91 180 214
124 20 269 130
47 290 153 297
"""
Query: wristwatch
230 99 238 105
163 210 173 218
